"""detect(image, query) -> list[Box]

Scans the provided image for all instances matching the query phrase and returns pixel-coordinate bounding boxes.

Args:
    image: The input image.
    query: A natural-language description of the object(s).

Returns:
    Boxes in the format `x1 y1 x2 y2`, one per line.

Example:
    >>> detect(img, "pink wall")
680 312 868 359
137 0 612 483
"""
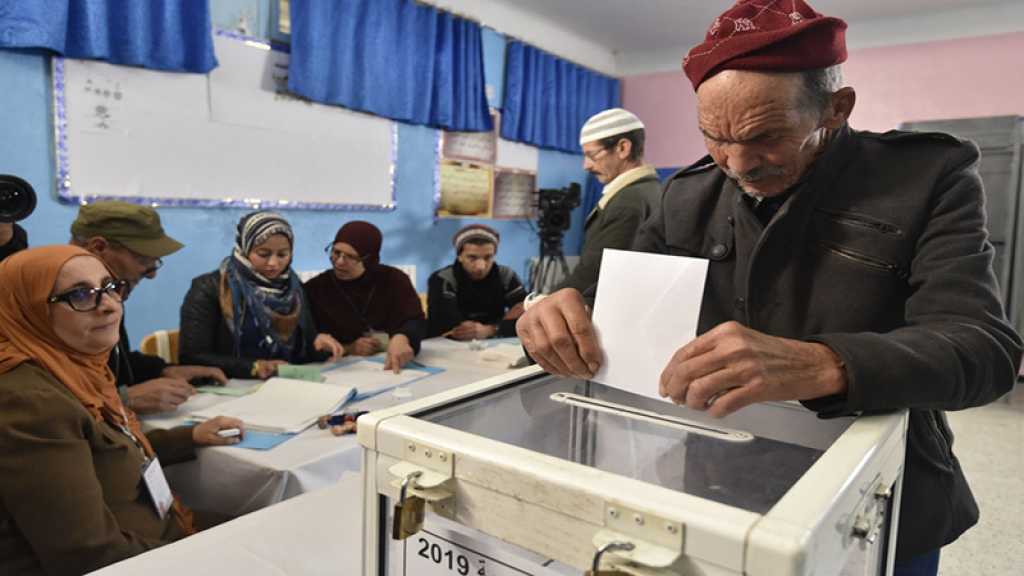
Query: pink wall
622 31 1024 168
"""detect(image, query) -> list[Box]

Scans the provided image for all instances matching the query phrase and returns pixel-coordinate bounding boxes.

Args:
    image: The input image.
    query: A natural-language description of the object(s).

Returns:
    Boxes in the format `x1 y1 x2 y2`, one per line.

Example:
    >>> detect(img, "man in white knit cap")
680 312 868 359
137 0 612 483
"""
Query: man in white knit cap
556 107 661 292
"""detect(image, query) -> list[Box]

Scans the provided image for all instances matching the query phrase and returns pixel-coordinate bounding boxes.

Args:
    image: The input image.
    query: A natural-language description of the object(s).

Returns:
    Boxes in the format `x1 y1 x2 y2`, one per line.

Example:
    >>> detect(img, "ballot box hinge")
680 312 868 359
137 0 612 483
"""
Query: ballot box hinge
587 502 684 573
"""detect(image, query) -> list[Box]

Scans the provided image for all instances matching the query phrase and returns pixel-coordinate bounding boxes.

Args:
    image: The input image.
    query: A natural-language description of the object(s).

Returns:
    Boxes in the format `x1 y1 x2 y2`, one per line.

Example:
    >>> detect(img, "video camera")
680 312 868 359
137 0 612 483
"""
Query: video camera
0 175 37 223
536 182 581 241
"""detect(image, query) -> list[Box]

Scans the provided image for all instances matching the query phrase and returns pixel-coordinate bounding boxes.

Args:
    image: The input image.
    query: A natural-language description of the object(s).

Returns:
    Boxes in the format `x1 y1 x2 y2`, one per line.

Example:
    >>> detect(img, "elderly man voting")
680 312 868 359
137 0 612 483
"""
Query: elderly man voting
515 2 1022 574
0 246 241 575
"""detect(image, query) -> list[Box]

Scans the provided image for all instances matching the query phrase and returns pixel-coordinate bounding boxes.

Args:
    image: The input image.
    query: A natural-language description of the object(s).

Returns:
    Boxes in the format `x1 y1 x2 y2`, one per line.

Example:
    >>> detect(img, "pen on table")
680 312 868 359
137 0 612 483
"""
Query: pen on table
317 410 369 428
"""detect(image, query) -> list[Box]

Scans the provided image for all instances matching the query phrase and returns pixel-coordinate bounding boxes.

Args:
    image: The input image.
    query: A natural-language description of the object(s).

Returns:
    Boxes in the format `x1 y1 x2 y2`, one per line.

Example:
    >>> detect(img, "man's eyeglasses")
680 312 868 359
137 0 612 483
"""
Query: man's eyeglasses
583 147 611 162
324 244 365 264
110 241 163 273
48 280 129 312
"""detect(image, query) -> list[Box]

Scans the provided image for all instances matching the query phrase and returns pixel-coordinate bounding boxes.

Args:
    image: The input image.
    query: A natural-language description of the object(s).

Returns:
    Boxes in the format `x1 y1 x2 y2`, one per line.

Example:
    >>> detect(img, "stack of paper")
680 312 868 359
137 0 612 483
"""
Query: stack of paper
191 377 355 434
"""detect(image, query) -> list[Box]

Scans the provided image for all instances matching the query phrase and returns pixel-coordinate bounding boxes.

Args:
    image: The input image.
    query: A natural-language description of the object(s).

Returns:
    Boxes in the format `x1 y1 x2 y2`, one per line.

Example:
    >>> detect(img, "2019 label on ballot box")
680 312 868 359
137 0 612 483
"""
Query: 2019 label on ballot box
404 529 545 576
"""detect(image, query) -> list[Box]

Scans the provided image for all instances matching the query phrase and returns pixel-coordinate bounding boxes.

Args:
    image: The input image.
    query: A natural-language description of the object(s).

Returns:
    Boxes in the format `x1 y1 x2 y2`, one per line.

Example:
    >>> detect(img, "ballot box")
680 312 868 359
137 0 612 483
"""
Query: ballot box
358 366 907 576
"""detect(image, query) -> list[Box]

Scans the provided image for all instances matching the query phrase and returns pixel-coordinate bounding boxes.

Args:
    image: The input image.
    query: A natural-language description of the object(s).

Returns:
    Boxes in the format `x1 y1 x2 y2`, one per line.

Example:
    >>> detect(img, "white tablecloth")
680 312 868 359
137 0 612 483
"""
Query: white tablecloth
145 338 523 517
88 473 364 575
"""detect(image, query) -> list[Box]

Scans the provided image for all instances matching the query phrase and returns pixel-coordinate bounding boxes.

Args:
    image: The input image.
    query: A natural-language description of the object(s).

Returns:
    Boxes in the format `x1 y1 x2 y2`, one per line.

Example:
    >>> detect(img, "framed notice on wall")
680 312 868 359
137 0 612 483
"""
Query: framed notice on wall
438 160 493 218
436 110 537 220
492 169 536 219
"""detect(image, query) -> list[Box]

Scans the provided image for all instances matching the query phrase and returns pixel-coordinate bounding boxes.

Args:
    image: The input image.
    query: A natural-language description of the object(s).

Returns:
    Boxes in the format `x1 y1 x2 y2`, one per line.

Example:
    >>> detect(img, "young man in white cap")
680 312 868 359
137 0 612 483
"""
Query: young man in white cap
557 107 661 293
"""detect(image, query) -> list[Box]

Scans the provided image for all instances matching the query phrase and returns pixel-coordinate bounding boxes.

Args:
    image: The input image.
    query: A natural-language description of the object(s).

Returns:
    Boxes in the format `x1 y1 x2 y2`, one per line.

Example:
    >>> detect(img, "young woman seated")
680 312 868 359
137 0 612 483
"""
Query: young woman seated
179 212 344 379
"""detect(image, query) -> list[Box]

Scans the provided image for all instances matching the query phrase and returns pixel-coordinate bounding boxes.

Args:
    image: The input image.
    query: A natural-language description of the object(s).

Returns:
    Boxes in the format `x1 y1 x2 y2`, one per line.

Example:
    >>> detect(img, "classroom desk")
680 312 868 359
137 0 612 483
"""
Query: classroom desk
88 473 364 576
144 337 524 517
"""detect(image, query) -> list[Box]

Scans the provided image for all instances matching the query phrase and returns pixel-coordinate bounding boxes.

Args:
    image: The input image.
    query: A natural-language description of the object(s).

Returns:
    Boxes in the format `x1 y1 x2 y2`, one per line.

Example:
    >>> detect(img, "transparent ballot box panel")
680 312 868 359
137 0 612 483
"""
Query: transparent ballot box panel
360 370 907 576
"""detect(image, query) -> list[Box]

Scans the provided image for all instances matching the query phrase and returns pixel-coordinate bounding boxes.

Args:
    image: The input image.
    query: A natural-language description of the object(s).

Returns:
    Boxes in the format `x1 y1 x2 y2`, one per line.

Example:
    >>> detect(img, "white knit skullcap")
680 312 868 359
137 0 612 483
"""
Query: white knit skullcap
579 108 645 146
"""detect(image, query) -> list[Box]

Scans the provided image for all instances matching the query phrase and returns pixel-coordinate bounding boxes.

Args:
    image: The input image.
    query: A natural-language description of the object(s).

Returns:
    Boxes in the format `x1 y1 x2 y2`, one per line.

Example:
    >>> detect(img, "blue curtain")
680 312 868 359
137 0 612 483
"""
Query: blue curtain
287 0 492 132
0 0 217 73
501 41 620 154
656 167 682 181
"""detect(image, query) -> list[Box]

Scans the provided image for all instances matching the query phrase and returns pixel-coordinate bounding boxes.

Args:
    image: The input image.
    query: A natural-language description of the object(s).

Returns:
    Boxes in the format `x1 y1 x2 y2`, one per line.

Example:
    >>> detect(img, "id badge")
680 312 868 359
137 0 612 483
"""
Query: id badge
141 458 173 519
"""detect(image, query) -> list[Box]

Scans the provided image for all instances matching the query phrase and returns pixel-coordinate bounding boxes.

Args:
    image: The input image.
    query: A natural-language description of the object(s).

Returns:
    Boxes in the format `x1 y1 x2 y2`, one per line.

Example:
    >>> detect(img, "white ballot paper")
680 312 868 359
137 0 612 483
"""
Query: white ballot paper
591 249 709 401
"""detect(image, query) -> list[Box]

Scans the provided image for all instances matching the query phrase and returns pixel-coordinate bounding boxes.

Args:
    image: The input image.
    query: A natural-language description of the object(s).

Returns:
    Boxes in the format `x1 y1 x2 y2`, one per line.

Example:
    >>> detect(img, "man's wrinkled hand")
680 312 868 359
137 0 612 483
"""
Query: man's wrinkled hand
126 378 196 414
162 365 228 385
515 288 602 379
658 321 848 417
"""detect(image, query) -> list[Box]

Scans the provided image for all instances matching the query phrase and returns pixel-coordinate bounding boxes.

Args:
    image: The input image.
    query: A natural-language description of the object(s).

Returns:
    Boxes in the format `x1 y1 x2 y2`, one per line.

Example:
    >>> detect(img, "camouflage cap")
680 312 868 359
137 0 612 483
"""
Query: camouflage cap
70 201 183 258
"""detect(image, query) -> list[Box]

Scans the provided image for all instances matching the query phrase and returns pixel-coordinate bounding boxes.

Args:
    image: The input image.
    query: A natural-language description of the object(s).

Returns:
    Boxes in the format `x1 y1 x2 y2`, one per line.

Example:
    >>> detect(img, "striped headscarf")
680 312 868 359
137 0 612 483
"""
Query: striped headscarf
220 211 309 361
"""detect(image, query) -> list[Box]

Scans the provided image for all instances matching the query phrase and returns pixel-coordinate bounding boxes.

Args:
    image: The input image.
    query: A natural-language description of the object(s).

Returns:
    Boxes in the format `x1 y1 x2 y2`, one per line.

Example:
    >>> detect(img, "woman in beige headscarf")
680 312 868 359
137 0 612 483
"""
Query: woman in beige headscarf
0 246 241 575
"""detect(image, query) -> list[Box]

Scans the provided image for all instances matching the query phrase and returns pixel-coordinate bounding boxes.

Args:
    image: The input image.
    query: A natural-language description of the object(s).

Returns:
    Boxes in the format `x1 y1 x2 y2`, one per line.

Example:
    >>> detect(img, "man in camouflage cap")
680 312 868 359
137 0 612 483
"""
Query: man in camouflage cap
71 201 227 414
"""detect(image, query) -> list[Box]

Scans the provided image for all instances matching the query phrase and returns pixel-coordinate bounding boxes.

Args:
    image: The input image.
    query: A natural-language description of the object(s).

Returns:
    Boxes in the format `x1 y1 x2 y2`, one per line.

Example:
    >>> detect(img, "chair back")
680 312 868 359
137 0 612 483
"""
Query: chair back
140 329 180 364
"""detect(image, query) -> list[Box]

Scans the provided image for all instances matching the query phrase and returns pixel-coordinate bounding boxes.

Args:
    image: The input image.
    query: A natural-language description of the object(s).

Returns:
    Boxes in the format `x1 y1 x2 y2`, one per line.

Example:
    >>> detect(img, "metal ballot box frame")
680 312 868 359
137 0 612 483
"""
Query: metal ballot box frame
359 366 908 576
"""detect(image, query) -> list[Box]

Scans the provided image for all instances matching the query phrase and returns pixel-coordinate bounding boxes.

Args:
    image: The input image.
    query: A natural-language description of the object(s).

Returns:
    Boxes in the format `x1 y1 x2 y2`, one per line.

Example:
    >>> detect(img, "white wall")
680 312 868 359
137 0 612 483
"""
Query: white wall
422 0 618 76
614 0 1024 76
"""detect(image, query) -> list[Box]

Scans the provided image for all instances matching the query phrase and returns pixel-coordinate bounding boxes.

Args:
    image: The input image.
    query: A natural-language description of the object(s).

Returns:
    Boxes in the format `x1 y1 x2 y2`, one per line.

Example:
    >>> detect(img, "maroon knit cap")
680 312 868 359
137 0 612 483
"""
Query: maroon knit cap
683 0 847 90
334 221 382 264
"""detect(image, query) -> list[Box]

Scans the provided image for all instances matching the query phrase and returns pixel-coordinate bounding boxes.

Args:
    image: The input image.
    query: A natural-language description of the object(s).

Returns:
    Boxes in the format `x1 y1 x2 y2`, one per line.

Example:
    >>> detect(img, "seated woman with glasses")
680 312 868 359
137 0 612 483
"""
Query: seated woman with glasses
0 246 242 574
304 221 425 373
179 211 344 379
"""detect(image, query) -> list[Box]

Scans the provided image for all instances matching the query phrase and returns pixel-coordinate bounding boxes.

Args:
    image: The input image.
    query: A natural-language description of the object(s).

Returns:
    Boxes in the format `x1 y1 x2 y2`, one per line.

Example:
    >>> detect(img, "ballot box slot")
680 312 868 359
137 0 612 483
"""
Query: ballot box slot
550 392 754 443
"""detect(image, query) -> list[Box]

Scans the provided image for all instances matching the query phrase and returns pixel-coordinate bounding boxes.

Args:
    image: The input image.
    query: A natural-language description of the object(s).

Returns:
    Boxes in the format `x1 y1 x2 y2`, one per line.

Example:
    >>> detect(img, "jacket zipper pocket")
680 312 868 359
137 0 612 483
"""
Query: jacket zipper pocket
819 210 903 236
821 242 908 279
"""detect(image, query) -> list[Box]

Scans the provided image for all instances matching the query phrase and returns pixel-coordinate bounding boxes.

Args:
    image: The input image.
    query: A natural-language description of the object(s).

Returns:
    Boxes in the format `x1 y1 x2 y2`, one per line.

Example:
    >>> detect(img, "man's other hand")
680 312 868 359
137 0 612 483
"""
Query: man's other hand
126 378 197 414
658 321 848 417
515 288 602 379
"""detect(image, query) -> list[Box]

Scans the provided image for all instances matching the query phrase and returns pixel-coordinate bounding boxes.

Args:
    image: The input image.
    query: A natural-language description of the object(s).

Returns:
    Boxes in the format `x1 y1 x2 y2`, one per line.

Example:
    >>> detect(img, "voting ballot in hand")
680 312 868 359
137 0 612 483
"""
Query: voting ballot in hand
590 249 709 402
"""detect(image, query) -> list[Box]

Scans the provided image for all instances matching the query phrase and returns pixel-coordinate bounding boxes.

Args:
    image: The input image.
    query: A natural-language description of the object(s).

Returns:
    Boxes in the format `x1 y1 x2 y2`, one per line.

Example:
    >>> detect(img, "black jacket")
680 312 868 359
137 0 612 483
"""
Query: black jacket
634 126 1022 559
427 263 526 337
178 270 326 379
109 321 166 388
557 173 662 292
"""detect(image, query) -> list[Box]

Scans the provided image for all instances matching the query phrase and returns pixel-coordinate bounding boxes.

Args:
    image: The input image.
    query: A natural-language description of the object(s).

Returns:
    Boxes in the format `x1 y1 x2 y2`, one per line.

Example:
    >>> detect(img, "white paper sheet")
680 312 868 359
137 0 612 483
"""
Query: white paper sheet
321 360 431 397
191 377 354 434
591 249 709 402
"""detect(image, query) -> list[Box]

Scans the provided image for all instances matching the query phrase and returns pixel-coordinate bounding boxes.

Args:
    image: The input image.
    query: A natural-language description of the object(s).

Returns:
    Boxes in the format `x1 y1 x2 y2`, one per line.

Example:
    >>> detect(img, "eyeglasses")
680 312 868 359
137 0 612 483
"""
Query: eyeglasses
48 279 129 312
110 241 163 273
583 147 611 162
324 244 365 264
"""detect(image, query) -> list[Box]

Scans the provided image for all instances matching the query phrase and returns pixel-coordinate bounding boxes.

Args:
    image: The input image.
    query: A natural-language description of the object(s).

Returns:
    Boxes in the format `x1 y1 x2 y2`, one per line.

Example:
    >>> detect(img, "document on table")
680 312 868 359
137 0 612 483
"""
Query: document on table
191 377 355 434
195 378 263 396
591 249 709 402
322 360 433 399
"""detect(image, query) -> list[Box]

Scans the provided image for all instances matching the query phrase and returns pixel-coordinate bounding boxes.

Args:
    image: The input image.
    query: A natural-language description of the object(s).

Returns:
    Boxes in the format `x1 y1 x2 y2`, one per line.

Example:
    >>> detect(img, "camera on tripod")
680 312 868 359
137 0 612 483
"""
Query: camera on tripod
0 175 37 223
536 182 581 242
531 182 581 293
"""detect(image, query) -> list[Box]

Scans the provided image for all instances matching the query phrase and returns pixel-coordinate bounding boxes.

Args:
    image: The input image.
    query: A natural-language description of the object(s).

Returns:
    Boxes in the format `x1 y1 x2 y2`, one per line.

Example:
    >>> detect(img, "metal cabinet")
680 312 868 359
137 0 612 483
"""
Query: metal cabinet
901 116 1024 336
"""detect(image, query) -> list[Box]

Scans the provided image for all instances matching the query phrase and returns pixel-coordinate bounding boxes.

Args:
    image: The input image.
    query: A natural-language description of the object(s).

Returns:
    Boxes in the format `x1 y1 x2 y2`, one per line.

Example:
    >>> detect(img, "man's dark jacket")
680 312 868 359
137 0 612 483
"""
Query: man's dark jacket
109 321 166 388
427 262 526 337
634 126 1022 559
557 174 662 292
